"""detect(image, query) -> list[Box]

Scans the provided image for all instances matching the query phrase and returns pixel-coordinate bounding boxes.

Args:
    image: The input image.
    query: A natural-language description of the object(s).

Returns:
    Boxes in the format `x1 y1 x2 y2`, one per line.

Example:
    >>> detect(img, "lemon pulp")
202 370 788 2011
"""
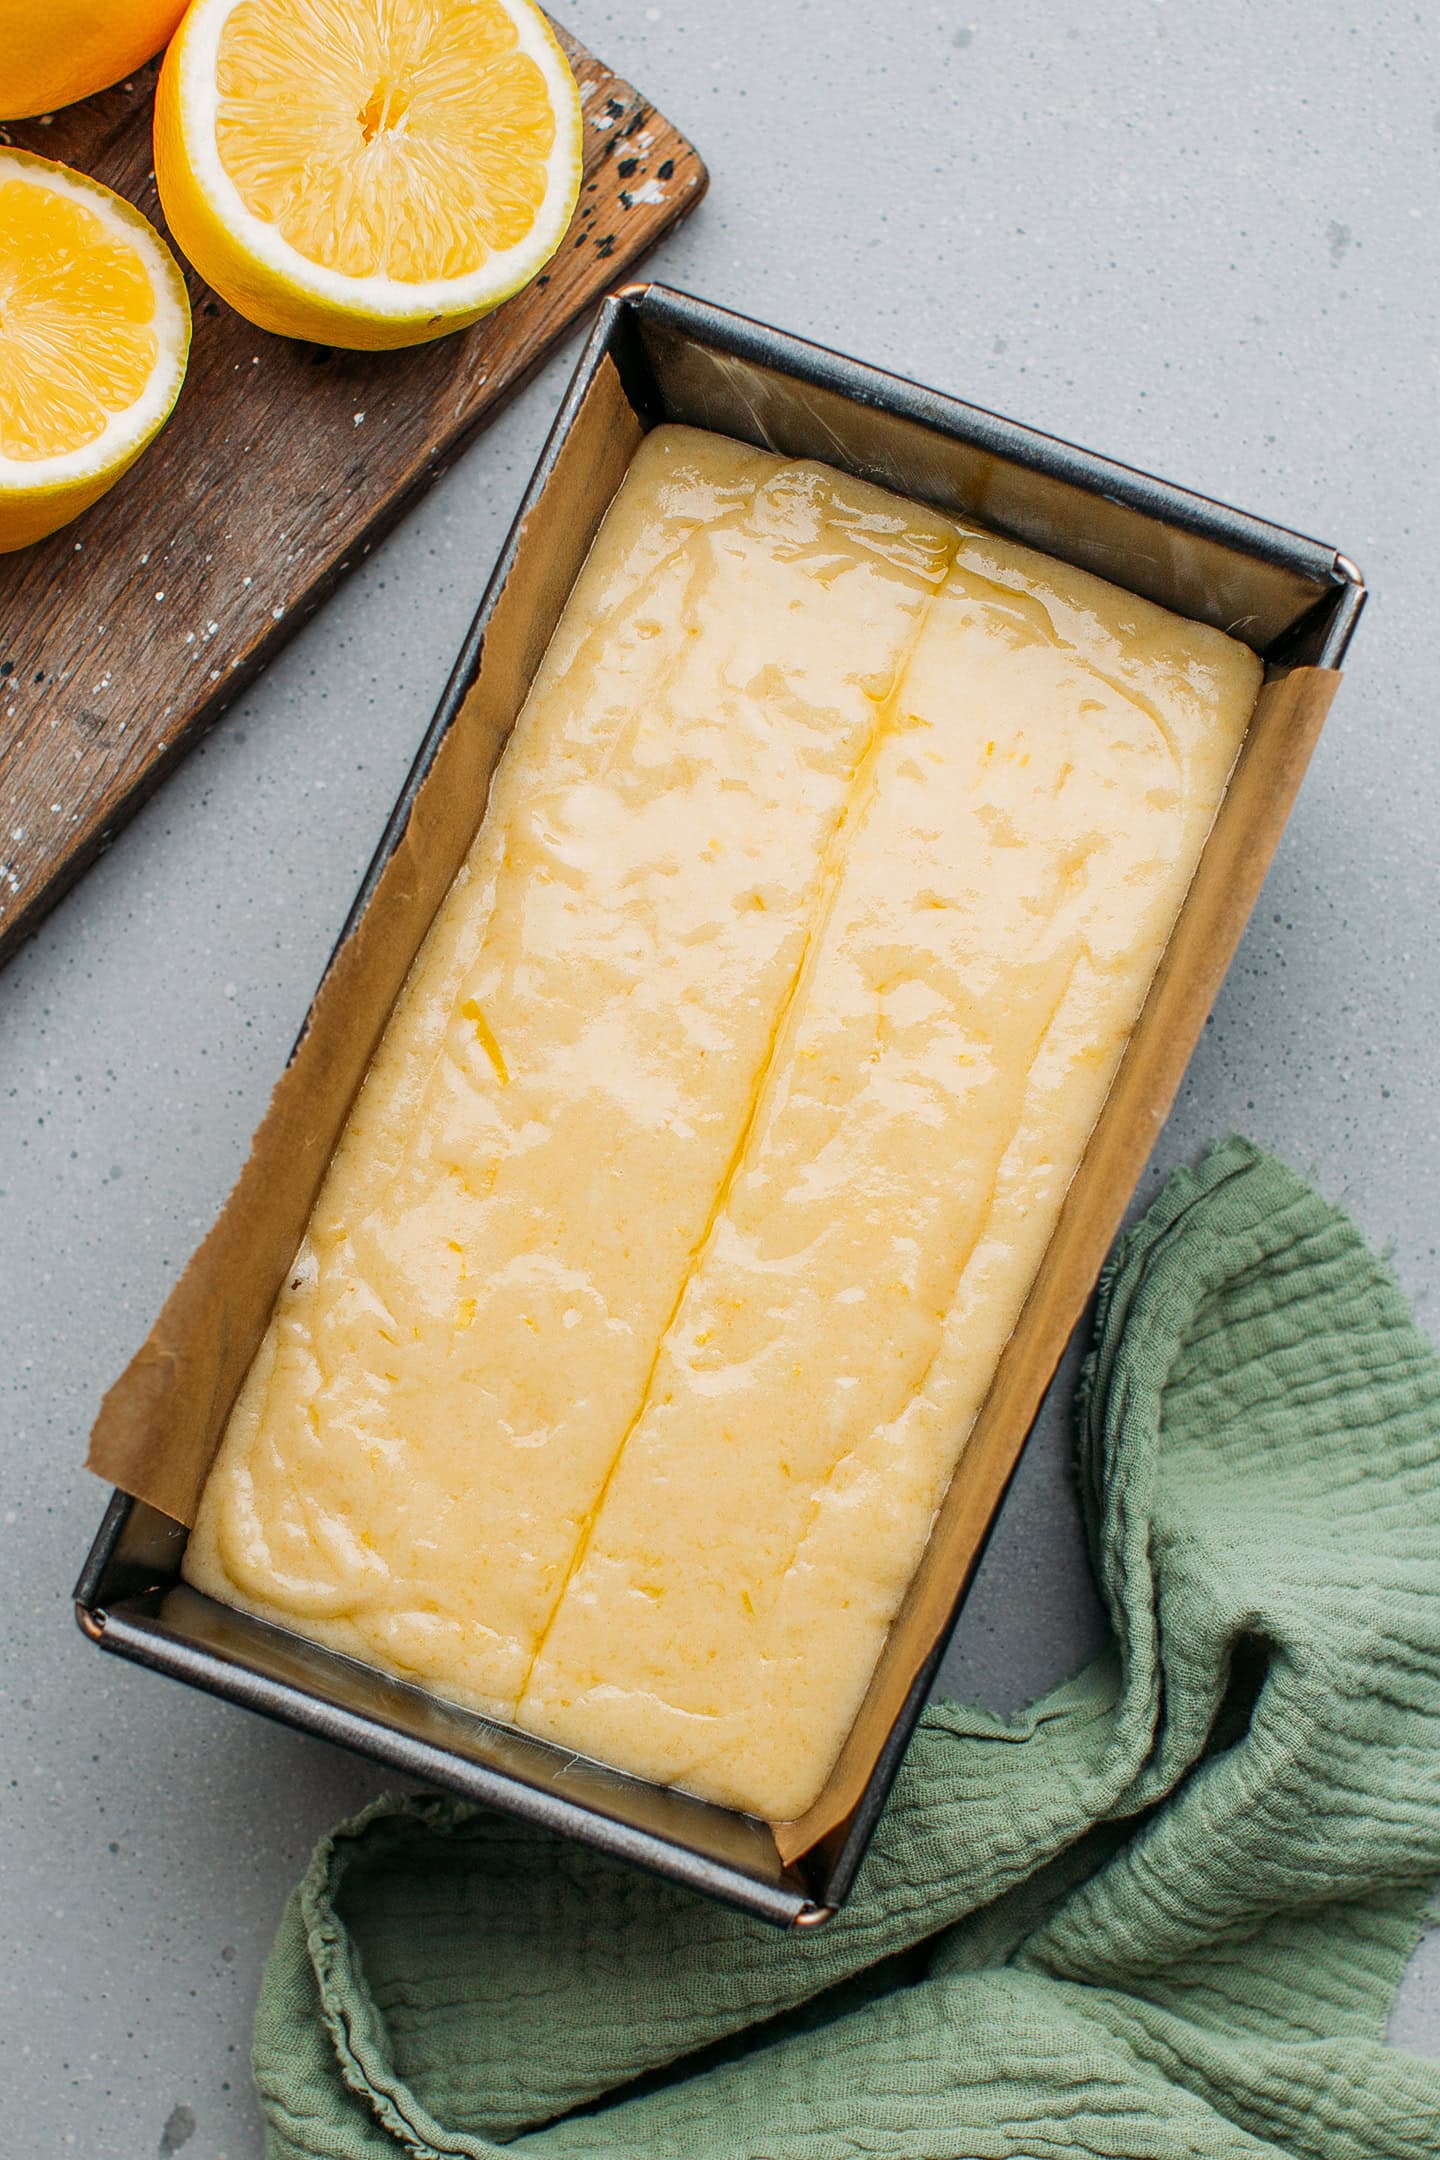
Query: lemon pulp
214 0 559 282
0 176 161 461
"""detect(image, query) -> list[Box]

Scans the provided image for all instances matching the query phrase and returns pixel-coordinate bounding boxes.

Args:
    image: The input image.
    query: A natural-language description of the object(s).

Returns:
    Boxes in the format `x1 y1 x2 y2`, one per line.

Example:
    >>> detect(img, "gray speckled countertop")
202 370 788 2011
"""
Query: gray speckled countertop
4 3 1438 2152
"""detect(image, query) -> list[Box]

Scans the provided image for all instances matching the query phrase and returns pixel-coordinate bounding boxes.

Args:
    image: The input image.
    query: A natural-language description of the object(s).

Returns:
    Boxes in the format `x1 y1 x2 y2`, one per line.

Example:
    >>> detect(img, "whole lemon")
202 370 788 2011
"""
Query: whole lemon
0 0 189 121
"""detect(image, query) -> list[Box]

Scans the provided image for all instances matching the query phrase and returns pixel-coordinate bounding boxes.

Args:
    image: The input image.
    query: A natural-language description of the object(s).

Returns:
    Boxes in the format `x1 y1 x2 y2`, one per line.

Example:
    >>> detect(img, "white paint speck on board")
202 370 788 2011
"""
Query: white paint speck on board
626 178 668 206
353 412 366 426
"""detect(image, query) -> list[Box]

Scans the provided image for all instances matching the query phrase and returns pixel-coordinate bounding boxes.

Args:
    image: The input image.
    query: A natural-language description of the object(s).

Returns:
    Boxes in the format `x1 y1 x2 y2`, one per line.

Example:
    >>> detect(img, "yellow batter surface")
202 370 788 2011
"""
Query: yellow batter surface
185 425 1260 1820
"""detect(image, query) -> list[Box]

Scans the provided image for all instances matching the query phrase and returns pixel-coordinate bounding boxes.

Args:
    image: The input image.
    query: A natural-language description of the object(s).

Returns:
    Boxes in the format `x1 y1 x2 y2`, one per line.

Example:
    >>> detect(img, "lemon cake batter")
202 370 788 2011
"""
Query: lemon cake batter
185 424 1260 1818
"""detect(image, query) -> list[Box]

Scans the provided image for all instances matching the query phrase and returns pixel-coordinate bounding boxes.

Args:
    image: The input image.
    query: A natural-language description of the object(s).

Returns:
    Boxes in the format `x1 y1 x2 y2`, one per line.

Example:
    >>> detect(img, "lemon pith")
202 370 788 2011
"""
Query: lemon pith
154 0 583 350
0 151 191 552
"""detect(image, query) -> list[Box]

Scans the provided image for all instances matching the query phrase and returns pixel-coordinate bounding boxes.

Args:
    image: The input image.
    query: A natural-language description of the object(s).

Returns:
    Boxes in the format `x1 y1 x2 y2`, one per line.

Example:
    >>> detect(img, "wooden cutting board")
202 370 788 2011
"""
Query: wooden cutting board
0 23 706 968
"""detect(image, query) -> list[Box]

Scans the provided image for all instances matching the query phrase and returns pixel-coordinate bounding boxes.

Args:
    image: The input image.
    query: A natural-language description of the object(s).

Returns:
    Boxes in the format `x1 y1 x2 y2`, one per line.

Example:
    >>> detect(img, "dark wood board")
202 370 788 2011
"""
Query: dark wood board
0 21 705 967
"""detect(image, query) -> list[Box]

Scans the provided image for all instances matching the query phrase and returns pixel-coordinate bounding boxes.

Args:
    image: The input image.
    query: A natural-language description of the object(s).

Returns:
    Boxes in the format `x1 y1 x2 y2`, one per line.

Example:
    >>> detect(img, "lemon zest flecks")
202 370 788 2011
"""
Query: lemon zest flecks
461 998 509 1085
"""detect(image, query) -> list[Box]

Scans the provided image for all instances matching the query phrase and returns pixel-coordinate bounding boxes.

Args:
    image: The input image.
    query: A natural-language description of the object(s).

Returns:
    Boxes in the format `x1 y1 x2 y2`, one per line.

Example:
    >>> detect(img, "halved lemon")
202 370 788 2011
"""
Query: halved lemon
154 0 584 351
0 0 188 122
0 151 192 553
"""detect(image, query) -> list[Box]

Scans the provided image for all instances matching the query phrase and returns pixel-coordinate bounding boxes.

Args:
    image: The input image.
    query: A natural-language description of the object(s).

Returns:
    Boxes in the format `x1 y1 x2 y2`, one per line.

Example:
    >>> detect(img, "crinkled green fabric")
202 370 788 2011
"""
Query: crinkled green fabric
253 1138 1440 2159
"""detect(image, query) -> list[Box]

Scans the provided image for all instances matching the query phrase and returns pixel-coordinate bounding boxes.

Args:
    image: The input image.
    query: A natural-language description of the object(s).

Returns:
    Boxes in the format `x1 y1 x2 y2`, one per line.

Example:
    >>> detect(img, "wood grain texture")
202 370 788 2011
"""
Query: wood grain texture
0 21 706 967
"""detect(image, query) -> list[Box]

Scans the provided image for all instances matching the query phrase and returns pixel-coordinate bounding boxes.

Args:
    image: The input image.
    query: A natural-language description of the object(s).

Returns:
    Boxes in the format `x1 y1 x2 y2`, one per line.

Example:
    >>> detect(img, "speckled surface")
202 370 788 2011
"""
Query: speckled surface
3 3 1437 2152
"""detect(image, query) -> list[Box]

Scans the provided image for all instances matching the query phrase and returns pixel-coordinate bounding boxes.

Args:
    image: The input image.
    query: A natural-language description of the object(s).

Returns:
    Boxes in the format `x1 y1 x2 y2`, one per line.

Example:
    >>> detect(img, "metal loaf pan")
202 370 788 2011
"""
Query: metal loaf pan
78 284 1365 1926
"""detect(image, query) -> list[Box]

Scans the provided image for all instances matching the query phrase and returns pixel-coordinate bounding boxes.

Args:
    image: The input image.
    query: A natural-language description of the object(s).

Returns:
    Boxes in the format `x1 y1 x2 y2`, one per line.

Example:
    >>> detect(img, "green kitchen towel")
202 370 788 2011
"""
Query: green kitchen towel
253 1137 1440 2158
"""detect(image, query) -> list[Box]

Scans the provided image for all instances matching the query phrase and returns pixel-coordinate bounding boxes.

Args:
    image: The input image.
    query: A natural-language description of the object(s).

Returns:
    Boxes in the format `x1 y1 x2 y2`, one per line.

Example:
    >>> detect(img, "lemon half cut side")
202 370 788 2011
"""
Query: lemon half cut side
0 151 192 553
154 0 585 351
